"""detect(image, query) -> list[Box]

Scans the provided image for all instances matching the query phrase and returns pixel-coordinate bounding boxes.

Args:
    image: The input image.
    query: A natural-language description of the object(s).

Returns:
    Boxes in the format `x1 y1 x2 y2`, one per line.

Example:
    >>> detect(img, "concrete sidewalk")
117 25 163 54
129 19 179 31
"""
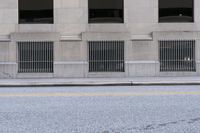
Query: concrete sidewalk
0 77 200 87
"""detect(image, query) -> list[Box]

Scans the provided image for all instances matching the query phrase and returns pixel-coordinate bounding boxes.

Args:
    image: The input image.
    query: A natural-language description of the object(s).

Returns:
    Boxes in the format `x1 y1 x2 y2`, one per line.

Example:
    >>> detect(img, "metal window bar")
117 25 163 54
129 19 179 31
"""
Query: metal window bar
159 40 196 72
18 41 54 73
89 41 125 72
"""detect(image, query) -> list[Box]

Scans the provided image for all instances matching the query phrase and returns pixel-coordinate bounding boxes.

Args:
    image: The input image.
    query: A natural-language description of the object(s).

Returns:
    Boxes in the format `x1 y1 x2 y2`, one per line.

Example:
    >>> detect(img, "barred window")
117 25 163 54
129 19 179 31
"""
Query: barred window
88 0 124 23
89 41 124 72
18 42 54 73
159 40 195 72
159 0 194 22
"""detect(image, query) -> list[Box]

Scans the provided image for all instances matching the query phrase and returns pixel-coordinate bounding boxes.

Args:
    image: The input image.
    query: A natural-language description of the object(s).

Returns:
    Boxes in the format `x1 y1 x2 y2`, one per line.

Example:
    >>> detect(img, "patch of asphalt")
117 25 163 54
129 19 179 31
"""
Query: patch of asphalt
99 117 200 133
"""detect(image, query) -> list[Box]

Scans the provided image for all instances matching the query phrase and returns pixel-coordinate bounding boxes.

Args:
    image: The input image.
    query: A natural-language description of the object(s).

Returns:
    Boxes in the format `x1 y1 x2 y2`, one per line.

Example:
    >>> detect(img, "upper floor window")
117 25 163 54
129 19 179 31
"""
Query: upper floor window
159 0 194 23
88 0 124 23
19 0 53 24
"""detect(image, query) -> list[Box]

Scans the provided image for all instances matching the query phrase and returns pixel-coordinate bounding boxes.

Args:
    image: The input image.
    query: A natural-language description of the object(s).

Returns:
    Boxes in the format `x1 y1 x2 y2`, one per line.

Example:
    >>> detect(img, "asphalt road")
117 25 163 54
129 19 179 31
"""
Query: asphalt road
0 86 200 133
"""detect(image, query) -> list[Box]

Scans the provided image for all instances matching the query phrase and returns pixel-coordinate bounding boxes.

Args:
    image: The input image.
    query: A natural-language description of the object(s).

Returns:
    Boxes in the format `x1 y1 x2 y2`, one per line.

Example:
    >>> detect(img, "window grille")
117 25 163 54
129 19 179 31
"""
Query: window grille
89 41 124 72
159 40 195 71
18 41 54 73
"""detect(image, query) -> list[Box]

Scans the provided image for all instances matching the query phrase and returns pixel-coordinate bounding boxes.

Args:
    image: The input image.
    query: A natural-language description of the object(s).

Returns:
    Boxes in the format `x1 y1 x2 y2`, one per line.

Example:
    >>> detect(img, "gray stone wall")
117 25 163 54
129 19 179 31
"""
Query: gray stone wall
0 0 199 78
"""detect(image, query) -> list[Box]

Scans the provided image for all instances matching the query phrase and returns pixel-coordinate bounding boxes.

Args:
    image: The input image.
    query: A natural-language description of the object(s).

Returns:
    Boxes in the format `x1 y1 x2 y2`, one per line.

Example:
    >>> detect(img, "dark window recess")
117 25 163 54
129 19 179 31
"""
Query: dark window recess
19 0 53 24
18 42 54 73
89 41 125 72
159 0 194 22
159 40 196 72
89 0 124 23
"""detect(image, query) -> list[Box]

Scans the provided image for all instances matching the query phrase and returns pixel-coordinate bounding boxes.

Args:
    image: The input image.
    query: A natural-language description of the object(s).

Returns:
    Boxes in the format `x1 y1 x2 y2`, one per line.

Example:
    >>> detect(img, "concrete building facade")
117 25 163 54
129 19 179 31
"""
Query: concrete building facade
0 0 200 78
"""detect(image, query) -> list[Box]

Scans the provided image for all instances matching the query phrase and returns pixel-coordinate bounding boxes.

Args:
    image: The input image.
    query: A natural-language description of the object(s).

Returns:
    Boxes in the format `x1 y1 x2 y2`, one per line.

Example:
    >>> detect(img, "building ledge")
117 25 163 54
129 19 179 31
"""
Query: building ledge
60 35 82 41
131 34 153 41
0 35 10 42
11 32 60 42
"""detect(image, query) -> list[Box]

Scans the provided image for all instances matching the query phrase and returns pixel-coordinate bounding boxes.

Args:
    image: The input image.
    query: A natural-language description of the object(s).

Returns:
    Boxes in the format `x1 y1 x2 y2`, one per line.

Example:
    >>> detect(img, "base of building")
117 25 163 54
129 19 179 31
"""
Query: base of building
0 31 200 78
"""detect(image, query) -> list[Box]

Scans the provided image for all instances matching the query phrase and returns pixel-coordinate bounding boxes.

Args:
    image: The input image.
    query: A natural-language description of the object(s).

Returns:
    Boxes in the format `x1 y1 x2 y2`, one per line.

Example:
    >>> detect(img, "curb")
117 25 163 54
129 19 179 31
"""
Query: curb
0 81 200 87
